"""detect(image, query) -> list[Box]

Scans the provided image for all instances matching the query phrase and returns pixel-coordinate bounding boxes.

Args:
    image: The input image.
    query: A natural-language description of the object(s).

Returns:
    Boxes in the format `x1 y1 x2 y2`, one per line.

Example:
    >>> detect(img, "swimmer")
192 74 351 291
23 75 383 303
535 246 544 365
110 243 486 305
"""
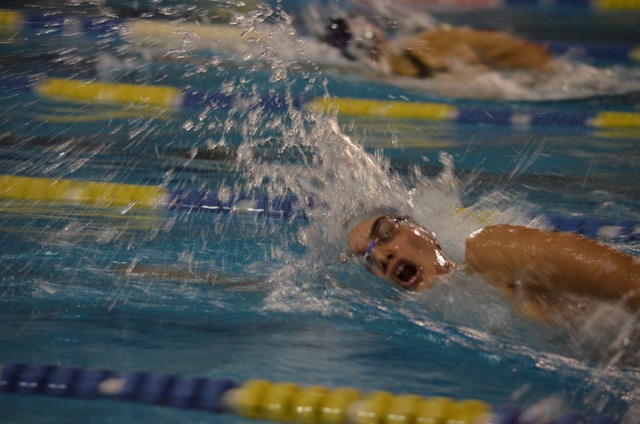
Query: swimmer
322 16 555 79
346 213 640 322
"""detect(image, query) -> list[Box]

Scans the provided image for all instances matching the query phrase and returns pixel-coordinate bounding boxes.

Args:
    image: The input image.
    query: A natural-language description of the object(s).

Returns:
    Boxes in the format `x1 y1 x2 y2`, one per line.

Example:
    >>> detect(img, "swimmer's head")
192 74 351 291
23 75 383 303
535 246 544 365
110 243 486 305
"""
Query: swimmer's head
346 212 454 291
324 18 351 52
323 16 387 62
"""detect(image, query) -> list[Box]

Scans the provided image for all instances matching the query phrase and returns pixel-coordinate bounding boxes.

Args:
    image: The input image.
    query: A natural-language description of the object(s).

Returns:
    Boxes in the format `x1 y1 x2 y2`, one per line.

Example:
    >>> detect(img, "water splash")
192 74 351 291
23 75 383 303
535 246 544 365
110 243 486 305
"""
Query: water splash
201 8 640 391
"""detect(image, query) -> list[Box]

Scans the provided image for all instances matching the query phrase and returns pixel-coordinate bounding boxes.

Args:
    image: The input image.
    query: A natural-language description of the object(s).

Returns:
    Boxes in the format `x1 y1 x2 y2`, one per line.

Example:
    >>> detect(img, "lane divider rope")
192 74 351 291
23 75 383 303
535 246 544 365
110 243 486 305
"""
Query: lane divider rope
1 9 640 61
0 174 637 241
0 363 621 424
0 75 297 114
306 98 640 129
1 75 639 129
0 10 257 48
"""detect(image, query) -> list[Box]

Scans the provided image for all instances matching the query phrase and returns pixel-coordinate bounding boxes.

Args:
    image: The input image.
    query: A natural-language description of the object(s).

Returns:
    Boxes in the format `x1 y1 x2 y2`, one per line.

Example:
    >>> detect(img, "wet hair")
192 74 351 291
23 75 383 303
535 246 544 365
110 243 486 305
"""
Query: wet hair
342 206 402 233
343 206 439 244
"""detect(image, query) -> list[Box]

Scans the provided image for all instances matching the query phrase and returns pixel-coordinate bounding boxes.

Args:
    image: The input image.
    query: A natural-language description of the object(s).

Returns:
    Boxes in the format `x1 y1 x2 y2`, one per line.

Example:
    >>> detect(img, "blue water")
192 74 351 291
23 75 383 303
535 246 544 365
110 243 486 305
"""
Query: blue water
1 1 640 423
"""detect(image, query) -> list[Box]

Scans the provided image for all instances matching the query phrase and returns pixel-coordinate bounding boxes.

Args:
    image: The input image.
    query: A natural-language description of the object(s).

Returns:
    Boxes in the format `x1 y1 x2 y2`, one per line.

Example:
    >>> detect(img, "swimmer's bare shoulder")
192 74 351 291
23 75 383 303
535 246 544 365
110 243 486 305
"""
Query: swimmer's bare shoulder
464 224 640 315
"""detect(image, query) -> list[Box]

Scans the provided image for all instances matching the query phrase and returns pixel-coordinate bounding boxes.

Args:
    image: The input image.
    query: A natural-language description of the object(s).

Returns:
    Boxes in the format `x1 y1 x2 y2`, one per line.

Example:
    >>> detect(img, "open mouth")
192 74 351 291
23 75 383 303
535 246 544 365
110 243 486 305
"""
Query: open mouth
389 259 422 290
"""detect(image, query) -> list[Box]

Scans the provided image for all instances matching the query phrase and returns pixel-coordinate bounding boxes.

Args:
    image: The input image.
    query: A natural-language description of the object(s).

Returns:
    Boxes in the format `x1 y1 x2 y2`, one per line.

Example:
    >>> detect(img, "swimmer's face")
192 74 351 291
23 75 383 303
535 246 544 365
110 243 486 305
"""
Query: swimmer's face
347 215 453 291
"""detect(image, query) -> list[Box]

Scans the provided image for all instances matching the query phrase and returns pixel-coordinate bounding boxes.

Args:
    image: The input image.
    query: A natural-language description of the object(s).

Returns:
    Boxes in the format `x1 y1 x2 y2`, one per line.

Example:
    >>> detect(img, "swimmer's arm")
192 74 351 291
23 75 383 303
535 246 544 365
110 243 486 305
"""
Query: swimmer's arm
464 225 640 312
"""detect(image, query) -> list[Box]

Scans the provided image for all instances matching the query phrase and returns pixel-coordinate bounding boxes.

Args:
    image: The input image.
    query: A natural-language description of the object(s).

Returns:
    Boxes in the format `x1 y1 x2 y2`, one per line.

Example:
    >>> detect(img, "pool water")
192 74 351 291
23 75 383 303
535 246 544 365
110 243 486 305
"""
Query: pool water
1 1 640 423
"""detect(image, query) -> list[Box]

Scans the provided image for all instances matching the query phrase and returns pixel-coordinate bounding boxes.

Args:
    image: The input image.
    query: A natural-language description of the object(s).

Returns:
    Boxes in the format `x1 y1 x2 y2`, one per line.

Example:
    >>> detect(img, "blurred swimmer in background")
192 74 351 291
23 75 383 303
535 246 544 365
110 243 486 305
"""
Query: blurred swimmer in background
321 16 555 79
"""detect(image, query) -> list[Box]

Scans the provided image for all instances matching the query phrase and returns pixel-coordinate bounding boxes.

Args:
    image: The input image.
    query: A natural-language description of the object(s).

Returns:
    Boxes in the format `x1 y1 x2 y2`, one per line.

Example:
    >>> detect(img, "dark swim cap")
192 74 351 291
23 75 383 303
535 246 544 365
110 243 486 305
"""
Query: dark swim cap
324 18 352 52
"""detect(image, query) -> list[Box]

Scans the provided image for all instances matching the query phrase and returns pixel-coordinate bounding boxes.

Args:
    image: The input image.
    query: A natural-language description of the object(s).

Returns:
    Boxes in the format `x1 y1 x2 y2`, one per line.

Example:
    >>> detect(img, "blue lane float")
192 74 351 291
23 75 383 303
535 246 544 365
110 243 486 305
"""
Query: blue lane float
166 188 311 220
169 188 640 241
0 75 639 129
0 363 621 424
540 214 640 241
0 174 637 241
